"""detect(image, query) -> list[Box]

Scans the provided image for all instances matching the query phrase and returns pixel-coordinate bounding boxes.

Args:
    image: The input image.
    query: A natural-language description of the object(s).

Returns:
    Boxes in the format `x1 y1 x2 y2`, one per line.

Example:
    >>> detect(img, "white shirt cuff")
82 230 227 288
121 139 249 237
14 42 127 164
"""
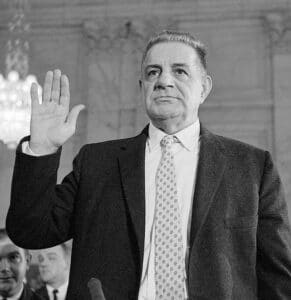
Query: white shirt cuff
22 141 44 156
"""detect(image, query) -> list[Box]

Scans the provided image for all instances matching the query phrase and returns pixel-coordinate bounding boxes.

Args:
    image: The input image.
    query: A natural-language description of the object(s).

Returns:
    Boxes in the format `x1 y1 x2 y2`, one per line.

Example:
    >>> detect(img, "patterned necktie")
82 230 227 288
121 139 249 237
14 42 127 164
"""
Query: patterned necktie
155 135 185 299
53 289 58 300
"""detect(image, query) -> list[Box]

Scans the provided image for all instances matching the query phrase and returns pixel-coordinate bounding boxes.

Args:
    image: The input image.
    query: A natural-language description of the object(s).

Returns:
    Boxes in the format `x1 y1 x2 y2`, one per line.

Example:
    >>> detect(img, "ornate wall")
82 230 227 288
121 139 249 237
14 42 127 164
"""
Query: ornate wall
0 0 291 226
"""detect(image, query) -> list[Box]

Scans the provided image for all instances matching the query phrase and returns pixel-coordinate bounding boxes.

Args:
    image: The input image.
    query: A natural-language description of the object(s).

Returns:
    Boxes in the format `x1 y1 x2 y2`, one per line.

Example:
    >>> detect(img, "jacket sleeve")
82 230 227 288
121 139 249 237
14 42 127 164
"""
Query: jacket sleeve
6 138 85 249
257 151 291 299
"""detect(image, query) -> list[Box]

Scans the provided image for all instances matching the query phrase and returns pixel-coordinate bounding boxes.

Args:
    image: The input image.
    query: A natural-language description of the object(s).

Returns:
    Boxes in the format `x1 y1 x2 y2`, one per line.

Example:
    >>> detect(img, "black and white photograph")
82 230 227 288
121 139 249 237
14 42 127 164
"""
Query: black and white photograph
1 1 291 299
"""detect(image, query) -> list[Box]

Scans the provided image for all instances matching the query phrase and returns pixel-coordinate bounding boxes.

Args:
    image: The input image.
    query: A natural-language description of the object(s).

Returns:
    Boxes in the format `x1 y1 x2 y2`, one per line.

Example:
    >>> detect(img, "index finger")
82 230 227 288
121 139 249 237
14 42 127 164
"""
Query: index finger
60 74 70 108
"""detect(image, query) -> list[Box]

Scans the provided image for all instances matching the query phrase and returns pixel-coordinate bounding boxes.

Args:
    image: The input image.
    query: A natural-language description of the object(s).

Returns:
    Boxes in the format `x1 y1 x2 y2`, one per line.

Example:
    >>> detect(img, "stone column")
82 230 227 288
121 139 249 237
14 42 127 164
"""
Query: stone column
264 12 291 216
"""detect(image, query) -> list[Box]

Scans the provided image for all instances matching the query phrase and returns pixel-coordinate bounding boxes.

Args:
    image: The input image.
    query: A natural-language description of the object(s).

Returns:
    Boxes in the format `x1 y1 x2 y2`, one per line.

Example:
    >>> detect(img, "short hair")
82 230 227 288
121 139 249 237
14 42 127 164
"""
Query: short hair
0 228 29 256
141 30 208 73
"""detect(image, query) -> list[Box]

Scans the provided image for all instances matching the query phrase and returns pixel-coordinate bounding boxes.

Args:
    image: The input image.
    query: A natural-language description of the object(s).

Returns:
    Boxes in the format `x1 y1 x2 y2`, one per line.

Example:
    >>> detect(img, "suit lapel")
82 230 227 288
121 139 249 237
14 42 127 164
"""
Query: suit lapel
35 286 49 300
19 284 32 300
118 128 148 270
189 126 227 249
44 286 49 300
117 125 226 273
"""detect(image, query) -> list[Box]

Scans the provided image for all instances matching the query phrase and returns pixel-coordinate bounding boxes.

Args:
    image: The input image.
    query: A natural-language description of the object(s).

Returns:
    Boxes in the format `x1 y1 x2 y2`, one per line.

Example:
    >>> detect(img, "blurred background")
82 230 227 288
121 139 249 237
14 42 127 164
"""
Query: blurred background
0 0 291 227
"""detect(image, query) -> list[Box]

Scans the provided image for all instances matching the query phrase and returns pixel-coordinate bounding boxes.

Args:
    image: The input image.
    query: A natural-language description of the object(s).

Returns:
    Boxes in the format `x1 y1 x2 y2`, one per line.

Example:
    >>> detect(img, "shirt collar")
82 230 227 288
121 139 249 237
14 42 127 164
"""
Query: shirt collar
46 280 68 296
147 120 200 152
0 283 24 300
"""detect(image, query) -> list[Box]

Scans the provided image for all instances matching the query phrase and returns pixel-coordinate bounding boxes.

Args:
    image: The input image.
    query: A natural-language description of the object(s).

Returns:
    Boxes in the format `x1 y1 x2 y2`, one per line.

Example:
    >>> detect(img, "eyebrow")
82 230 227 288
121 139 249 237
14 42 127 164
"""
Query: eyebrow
144 64 161 70
9 251 21 256
0 251 21 258
172 63 190 68
47 252 58 256
144 63 190 70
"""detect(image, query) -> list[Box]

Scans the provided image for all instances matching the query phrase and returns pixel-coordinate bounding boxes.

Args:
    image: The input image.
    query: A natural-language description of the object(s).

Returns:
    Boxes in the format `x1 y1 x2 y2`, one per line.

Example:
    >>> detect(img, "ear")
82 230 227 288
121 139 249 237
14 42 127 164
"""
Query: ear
200 75 212 104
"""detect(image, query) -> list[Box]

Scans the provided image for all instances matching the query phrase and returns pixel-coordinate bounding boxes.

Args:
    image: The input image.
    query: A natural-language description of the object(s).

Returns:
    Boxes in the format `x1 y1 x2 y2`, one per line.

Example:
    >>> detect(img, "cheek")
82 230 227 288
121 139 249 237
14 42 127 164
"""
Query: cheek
11 264 24 279
54 260 66 271
51 263 58 270
142 83 154 97
185 86 203 103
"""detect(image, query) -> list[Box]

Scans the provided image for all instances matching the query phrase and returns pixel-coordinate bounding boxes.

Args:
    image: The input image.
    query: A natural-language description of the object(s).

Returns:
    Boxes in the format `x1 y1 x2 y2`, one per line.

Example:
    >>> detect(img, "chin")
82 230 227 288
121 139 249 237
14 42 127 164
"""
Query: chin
154 111 181 122
41 275 51 282
149 106 178 117
0 284 14 294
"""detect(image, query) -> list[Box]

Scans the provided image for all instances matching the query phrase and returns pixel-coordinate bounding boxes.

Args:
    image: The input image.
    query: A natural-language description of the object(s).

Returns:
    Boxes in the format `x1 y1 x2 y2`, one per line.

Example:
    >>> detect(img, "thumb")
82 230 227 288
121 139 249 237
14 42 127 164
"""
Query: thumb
66 104 85 129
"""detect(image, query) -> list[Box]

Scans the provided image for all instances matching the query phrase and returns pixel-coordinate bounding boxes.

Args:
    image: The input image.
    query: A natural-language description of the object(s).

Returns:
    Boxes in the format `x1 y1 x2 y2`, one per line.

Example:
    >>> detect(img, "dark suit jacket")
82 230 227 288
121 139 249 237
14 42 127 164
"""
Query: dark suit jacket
19 284 44 300
35 286 49 300
6 126 291 299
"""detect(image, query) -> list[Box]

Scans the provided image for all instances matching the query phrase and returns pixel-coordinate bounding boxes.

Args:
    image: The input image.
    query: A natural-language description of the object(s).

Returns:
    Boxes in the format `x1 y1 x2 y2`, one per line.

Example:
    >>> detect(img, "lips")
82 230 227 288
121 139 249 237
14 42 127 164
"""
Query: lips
0 276 13 281
154 96 178 101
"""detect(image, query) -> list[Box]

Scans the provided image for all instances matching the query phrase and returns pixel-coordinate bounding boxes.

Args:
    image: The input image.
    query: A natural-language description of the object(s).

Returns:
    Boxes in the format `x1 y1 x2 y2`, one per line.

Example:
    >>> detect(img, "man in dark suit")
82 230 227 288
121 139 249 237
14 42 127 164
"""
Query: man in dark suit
35 243 70 300
6 30 291 299
0 229 43 300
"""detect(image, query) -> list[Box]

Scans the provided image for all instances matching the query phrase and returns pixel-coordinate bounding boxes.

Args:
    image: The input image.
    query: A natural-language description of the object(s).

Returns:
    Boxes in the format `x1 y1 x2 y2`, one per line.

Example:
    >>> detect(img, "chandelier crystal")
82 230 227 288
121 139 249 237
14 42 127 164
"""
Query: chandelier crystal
0 0 42 149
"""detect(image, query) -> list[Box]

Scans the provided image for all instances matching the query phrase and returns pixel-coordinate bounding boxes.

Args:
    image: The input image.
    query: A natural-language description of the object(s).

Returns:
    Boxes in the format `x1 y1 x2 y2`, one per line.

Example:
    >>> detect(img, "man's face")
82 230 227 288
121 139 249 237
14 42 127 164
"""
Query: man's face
140 42 212 133
0 238 28 297
37 246 69 286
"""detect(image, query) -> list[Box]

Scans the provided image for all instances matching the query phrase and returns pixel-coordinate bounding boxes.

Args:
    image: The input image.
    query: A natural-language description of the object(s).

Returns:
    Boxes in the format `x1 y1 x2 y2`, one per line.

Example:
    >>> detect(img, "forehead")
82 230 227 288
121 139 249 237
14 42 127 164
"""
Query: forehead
0 238 25 257
37 245 64 257
143 42 199 66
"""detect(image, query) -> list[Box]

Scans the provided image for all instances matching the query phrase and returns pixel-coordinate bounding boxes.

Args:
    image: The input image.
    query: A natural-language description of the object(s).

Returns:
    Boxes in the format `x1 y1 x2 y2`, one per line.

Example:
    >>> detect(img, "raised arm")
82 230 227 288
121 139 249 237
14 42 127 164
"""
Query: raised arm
6 70 85 249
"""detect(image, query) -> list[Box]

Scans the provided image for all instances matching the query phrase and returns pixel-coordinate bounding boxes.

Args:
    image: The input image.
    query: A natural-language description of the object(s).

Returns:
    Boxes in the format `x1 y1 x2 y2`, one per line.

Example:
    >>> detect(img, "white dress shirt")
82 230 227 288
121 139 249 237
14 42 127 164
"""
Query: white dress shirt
138 120 200 300
46 281 68 300
0 283 23 300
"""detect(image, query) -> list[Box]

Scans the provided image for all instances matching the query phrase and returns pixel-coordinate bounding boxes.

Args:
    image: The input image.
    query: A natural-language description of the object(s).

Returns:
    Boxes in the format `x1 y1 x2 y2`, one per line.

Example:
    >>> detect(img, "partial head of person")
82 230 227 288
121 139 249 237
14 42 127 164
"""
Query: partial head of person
0 228 31 298
36 243 71 289
140 30 212 134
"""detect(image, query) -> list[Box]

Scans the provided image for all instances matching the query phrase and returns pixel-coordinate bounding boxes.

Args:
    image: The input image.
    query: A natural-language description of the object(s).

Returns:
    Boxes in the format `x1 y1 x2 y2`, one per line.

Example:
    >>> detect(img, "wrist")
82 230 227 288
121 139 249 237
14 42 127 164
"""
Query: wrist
29 141 59 155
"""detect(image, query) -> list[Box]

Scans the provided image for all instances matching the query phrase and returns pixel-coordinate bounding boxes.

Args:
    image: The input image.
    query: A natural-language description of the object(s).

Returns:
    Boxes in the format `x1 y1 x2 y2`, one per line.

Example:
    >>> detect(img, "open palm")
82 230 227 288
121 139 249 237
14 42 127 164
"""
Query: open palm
29 69 84 154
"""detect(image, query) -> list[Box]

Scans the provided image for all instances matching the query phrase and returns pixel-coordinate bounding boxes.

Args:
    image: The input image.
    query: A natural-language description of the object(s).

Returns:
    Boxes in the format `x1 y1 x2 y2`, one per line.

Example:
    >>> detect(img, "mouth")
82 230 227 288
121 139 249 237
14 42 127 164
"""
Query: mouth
40 269 50 275
0 277 13 281
154 96 178 101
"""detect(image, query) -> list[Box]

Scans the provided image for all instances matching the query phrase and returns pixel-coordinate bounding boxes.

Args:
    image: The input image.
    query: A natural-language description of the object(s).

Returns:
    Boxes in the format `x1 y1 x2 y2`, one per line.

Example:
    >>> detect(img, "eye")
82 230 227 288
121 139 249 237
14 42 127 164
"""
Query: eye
174 68 188 76
37 255 44 263
146 68 160 79
48 255 57 261
8 253 21 263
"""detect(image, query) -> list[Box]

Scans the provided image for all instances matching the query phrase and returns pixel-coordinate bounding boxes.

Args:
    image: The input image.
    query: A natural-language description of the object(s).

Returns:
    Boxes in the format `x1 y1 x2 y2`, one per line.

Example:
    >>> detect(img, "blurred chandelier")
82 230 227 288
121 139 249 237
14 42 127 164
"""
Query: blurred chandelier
0 0 42 149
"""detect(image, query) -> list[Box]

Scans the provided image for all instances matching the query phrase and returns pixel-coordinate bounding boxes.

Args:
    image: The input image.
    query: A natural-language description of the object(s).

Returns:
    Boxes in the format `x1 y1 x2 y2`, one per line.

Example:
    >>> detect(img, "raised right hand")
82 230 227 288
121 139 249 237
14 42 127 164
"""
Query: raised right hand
29 69 85 155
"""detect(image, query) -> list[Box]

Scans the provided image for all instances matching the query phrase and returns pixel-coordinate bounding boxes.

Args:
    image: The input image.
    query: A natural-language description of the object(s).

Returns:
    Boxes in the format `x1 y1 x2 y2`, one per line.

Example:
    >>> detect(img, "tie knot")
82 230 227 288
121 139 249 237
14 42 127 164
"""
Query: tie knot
53 289 58 295
160 135 176 149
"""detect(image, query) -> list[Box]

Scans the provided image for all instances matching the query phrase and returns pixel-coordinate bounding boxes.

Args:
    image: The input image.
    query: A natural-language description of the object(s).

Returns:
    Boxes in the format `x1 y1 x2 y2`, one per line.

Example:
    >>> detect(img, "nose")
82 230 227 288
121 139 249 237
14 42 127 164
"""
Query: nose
154 70 174 90
0 258 10 272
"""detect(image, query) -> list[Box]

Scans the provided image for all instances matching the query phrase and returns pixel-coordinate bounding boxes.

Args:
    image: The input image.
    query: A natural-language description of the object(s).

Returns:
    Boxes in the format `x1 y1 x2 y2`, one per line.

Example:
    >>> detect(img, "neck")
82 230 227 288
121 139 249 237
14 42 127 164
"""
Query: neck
152 118 197 134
